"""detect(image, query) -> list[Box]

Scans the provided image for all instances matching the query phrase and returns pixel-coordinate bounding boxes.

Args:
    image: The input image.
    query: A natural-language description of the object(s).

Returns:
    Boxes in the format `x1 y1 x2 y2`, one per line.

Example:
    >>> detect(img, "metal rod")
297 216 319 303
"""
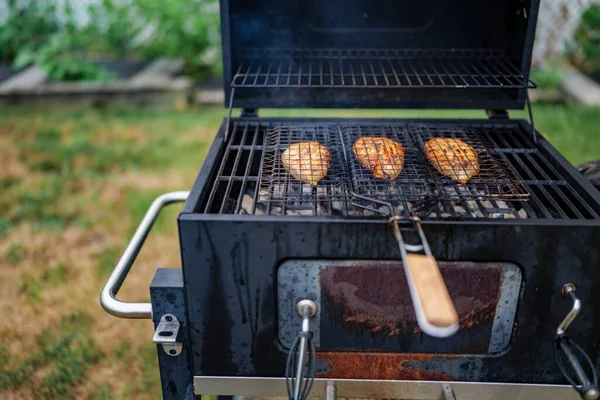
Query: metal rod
100 191 189 319
557 284 581 336
558 339 592 390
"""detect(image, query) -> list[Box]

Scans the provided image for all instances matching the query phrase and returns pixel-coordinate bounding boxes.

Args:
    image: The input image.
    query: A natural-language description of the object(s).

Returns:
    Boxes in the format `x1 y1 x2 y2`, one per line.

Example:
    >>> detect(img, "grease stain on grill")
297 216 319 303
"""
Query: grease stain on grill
315 352 456 381
320 262 502 344
277 260 521 355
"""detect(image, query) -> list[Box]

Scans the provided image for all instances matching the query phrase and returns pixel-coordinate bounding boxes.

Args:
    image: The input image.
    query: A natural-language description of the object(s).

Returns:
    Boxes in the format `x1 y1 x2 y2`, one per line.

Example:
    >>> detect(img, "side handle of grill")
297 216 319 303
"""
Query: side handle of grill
99 191 189 319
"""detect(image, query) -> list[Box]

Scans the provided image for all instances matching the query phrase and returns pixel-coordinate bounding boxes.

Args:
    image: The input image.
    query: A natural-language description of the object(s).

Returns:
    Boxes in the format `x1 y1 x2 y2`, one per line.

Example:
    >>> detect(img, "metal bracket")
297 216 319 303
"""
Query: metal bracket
486 109 509 120
153 313 182 357
241 108 258 118
225 87 235 141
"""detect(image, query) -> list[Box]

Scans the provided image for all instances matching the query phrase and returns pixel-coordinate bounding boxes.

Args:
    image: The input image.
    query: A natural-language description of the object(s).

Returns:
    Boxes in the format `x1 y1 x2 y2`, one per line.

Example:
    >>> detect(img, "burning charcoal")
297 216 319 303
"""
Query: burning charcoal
466 201 478 210
270 206 282 215
241 194 254 214
258 189 269 202
288 209 313 216
272 184 287 198
496 201 509 209
454 206 466 215
331 201 344 212
316 186 328 197
301 184 314 196
481 201 493 208
518 209 529 219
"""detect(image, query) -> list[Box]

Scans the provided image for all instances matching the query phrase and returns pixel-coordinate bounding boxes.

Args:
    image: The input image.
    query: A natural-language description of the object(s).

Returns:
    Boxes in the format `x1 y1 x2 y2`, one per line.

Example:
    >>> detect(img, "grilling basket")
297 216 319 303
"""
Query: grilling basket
101 1 600 399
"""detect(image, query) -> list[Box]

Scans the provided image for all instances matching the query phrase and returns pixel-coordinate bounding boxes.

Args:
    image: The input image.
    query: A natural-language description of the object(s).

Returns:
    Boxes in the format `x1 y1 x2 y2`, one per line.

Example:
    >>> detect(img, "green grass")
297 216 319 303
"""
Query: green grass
0 313 102 399
41 263 70 287
6 242 25 264
1 104 600 398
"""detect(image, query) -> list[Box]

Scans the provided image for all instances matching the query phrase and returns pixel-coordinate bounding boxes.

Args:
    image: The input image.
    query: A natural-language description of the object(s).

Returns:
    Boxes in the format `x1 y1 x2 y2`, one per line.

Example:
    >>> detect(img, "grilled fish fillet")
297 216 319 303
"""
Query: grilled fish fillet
424 137 480 184
352 137 405 179
281 141 330 186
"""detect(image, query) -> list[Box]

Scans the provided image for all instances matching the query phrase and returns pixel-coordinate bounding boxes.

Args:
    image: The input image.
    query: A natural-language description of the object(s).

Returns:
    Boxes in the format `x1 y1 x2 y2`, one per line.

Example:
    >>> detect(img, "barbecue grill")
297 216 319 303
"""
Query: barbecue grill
100 1 600 399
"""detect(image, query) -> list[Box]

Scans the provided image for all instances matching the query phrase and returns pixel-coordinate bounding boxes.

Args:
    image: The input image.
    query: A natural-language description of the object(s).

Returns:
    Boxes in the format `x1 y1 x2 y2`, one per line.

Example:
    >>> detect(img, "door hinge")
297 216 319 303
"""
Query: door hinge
241 108 258 118
486 109 509 120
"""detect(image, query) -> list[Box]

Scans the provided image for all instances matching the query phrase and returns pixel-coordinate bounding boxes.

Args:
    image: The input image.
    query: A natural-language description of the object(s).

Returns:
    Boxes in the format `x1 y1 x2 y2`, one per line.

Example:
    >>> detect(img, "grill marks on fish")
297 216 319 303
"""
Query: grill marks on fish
352 137 405 179
424 137 480 184
281 141 331 186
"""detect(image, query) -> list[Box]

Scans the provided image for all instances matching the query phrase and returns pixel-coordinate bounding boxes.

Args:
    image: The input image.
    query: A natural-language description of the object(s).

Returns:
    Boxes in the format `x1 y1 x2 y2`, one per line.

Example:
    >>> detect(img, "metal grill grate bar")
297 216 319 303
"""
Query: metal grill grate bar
232 49 535 89
200 121 598 220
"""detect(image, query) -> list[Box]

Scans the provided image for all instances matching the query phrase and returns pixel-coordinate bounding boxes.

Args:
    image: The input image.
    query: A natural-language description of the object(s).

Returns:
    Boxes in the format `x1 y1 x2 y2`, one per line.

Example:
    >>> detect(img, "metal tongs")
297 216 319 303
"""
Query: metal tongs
286 300 318 400
555 284 599 400
389 214 459 338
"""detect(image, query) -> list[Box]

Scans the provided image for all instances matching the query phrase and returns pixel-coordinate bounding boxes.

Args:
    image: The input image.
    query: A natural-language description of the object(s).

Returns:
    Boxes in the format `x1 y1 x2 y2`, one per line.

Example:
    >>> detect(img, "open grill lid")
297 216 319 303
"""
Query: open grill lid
219 0 539 110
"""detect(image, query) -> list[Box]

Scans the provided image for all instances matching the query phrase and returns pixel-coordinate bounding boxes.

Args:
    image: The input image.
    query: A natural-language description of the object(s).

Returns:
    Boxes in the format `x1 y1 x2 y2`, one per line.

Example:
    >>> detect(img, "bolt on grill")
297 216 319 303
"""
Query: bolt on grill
200 121 600 221
232 48 536 89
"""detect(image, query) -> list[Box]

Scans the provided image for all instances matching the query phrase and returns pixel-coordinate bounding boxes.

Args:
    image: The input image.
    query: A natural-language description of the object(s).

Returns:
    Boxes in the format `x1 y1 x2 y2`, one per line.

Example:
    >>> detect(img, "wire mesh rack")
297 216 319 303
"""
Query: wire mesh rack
231 48 535 89
340 123 437 202
410 124 530 200
257 124 353 215
200 121 600 220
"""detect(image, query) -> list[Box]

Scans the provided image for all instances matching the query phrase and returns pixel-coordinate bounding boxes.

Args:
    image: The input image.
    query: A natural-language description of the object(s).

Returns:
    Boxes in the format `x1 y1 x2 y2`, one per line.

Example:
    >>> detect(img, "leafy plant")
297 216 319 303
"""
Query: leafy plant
85 0 144 58
14 4 114 81
569 4 600 75
0 0 60 62
531 64 563 90
133 0 222 82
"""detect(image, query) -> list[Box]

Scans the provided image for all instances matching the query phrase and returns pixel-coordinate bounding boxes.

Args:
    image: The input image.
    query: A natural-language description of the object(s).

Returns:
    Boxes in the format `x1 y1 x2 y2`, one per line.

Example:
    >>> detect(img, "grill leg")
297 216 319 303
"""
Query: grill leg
151 268 194 400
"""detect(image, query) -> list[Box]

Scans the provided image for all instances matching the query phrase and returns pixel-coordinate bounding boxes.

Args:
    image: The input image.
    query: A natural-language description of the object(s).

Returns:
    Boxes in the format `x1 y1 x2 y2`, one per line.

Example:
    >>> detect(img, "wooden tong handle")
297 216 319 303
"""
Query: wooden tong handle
406 254 458 328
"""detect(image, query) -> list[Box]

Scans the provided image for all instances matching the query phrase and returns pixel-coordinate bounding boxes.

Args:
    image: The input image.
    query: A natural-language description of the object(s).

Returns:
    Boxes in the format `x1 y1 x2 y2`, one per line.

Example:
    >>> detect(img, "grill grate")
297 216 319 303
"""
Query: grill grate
411 124 530 200
340 124 436 201
232 48 535 89
257 125 352 216
200 121 600 220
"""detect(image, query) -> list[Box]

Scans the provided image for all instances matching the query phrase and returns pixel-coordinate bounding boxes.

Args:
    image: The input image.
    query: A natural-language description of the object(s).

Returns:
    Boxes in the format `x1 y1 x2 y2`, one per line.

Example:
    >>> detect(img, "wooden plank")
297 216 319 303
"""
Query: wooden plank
130 58 185 86
560 66 600 106
0 66 46 93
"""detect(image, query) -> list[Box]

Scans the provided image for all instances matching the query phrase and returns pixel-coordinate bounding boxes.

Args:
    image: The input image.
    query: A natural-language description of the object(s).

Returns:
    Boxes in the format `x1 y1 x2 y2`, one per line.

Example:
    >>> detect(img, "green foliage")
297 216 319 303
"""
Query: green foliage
531 65 563 90
130 0 222 81
14 29 116 83
569 4 600 75
0 0 60 62
0 0 222 83
85 0 144 58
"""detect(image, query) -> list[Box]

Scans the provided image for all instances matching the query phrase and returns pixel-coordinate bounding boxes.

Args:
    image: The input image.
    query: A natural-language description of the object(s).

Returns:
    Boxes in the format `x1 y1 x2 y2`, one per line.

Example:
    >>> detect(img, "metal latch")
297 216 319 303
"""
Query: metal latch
153 314 182 357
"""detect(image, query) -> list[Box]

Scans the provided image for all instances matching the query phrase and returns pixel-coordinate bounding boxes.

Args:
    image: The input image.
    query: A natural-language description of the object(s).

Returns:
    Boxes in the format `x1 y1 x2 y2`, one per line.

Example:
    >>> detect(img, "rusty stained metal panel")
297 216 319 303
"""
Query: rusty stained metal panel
316 352 456 381
318 261 505 354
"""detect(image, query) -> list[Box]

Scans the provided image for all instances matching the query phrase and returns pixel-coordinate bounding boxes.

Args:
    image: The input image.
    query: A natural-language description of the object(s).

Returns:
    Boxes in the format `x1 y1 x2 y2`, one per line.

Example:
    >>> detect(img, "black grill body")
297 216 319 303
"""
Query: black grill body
178 118 600 383
173 0 600 393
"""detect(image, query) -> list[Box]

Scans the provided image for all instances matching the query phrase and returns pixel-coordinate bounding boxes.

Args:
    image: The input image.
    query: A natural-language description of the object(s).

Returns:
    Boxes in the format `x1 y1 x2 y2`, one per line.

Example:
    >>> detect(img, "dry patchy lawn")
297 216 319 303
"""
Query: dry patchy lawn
1 103 599 399
0 107 223 399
